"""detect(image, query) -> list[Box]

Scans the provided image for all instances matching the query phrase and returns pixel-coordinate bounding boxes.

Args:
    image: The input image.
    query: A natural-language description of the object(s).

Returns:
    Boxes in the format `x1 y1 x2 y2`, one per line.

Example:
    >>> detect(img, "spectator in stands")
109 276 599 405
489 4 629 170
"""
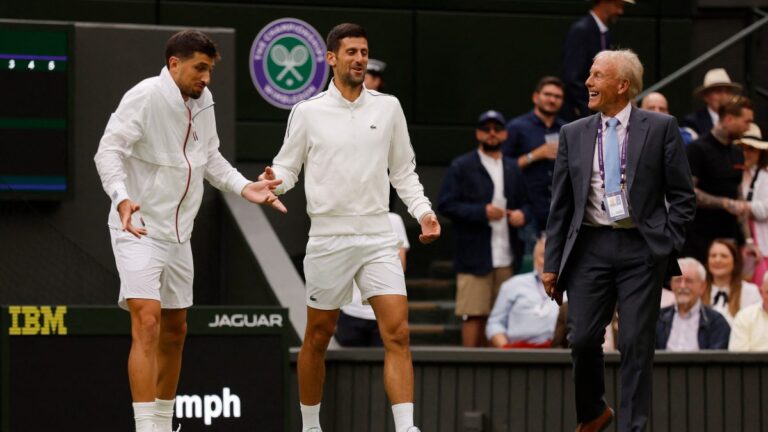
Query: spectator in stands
729 274 768 351
640 91 696 145
561 0 634 121
705 239 762 324
503 76 566 234
683 96 754 264
486 237 559 348
438 110 529 347
656 258 730 351
737 123 768 285
682 68 742 137
364 58 386 91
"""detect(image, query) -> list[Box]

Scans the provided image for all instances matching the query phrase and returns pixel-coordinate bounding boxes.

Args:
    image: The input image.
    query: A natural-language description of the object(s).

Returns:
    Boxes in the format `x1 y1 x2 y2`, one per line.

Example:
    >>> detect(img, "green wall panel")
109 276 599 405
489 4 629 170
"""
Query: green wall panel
0 0 156 23
160 3 414 120
410 125 475 166
160 0 682 18
236 121 287 161
414 12 573 125
657 19 695 119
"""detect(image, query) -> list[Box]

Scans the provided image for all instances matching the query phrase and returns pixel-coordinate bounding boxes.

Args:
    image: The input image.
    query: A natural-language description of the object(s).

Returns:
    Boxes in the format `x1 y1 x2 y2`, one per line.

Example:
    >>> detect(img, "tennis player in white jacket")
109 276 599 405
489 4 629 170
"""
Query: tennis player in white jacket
261 23 440 432
94 30 284 432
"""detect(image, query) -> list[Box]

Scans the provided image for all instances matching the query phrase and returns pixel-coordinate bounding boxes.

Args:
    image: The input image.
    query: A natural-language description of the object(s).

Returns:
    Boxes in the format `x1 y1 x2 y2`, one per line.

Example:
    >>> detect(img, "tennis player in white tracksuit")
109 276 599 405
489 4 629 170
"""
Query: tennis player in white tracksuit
94 30 283 432
260 23 440 432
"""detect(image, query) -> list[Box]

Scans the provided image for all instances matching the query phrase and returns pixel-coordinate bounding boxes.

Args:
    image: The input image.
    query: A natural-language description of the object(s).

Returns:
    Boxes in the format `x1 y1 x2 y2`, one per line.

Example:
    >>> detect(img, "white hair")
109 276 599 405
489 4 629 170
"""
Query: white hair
593 49 644 100
677 257 706 281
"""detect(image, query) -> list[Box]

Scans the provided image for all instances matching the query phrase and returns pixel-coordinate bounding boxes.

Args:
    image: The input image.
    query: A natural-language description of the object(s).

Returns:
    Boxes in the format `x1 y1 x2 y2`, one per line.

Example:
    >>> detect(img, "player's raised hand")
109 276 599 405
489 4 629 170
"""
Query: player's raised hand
419 212 441 244
241 179 287 213
117 199 147 238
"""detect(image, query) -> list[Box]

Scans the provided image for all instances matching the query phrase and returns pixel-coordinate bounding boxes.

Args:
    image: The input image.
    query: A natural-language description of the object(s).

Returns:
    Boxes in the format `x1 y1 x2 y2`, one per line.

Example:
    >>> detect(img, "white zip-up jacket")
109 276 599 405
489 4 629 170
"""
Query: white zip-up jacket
94 67 250 243
272 80 432 236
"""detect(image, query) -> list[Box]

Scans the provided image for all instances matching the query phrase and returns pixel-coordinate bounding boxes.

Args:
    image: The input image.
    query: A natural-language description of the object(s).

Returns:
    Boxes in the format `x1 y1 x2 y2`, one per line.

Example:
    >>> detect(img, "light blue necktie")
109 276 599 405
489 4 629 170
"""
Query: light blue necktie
604 118 621 194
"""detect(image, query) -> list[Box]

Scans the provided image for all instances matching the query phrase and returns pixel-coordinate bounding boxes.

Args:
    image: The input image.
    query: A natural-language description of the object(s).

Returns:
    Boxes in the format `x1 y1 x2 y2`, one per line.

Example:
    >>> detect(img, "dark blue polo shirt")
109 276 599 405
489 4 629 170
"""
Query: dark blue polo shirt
502 110 566 229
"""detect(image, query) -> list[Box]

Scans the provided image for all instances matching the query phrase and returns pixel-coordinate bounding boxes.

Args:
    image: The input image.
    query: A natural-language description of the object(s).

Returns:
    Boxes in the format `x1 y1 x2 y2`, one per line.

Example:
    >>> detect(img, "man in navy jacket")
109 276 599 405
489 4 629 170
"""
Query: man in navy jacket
438 110 530 347
561 0 633 121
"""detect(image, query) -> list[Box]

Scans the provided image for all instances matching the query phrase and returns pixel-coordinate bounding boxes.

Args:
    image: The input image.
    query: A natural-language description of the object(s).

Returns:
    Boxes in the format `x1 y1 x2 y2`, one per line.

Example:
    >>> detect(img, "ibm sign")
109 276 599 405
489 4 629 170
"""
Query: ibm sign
0 306 290 431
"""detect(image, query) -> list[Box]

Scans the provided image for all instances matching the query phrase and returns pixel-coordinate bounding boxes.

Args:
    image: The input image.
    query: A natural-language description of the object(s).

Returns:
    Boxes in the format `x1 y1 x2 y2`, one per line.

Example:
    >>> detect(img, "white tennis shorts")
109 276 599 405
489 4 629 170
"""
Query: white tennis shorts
109 229 194 310
303 233 407 310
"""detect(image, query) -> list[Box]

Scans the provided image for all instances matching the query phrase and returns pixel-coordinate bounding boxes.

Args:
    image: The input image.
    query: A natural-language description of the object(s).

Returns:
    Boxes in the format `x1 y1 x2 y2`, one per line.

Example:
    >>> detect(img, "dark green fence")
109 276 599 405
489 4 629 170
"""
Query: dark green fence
289 347 768 432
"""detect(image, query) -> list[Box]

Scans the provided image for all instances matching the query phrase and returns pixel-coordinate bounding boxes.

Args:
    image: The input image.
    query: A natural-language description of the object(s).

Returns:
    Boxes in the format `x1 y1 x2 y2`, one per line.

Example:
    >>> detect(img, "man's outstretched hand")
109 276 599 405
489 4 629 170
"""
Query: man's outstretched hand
117 199 147 238
419 213 441 244
241 178 287 213
542 271 563 305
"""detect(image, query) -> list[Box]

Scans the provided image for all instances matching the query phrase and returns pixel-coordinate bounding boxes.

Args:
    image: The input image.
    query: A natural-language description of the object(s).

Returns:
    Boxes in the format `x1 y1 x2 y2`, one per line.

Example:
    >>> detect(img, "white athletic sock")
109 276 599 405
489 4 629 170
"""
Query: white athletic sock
154 398 175 431
133 401 156 432
392 402 414 432
300 403 321 431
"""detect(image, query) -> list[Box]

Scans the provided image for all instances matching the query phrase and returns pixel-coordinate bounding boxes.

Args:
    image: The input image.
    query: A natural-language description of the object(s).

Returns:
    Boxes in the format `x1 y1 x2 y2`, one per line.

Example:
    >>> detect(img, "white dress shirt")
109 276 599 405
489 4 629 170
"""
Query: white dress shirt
590 11 609 34
584 103 636 227
485 272 560 343
666 300 702 352
708 107 719 130
478 150 513 268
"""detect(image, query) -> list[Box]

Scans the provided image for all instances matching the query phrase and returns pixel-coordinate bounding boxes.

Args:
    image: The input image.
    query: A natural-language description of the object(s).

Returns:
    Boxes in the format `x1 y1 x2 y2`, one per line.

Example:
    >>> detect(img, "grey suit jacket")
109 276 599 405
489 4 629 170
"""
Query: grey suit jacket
544 106 696 282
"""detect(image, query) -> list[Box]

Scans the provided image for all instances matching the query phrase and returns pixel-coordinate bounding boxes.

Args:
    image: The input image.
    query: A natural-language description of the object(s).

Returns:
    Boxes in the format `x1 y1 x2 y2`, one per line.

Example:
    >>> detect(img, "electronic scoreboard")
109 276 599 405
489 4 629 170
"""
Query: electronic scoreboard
0 22 72 199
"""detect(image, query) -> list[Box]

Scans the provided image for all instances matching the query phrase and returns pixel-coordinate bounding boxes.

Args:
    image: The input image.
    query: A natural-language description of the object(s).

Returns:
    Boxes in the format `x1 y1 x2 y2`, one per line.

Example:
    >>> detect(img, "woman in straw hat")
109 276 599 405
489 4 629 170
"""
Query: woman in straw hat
738 122 768 285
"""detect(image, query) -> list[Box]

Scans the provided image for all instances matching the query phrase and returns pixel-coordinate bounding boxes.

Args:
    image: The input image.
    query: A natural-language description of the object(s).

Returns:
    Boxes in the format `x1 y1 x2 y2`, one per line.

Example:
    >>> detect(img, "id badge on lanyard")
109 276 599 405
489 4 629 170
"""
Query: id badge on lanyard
604 189 629 221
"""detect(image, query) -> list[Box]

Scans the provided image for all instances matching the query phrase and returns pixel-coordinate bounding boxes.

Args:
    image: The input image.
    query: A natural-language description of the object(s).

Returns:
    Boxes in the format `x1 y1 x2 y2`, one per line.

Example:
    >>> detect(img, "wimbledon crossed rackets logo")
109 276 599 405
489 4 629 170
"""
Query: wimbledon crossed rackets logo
250 18 329 110
270 42 309 86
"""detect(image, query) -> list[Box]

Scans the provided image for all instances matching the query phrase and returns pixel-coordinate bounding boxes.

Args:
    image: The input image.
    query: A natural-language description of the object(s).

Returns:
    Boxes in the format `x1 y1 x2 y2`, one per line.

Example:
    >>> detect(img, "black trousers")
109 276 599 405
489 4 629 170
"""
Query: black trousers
565 226 666 432
335 311 383 347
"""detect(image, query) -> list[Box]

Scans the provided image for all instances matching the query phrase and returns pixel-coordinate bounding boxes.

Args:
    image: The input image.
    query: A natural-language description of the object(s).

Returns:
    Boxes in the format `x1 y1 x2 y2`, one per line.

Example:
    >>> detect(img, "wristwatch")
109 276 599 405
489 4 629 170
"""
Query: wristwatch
526 152 534 164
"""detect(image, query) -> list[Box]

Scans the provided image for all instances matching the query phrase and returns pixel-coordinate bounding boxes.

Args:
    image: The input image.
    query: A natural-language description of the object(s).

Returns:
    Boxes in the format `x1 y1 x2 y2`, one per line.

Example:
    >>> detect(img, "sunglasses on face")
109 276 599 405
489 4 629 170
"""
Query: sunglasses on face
478 124 505 133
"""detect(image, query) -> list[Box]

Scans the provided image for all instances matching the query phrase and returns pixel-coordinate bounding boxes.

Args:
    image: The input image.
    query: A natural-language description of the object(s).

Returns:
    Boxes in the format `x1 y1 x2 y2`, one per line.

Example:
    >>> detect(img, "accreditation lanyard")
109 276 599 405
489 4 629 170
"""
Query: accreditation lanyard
596 119 630 190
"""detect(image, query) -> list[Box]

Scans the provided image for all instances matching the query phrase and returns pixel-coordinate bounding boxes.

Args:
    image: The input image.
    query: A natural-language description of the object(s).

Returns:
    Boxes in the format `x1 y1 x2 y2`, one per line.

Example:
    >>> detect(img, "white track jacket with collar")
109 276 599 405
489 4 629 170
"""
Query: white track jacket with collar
272 80 432 237
95 67 250 243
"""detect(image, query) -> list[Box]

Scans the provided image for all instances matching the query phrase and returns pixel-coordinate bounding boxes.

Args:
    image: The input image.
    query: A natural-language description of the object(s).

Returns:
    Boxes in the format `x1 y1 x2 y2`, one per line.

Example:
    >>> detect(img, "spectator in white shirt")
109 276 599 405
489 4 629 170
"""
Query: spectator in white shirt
486 237 560 348
729 273 768 351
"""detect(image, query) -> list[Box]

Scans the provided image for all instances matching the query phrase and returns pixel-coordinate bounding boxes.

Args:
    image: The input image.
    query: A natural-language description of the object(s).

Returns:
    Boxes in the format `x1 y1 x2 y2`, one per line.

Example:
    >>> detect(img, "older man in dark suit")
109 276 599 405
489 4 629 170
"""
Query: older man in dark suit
561 0 634 121
543 50 696 432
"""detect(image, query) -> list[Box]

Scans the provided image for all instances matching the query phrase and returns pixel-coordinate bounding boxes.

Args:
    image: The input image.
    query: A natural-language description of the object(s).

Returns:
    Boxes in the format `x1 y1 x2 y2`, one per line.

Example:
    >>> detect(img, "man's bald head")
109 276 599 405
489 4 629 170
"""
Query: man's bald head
640 92 669 114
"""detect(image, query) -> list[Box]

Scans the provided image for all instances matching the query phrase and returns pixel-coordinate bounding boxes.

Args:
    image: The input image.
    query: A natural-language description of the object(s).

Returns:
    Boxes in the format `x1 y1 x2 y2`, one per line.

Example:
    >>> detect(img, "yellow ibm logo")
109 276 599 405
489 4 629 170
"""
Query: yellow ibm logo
8 306 68 335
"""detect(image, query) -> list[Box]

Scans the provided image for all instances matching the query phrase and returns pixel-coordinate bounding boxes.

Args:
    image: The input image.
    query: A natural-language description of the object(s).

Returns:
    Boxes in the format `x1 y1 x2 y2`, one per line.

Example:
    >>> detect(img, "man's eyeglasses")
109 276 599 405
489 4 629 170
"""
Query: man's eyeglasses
478 124 505 133
539 91 564 100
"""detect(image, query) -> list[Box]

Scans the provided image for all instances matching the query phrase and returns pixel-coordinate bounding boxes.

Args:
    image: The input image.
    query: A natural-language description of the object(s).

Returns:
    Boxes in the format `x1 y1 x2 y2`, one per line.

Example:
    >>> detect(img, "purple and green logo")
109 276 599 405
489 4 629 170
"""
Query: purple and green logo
249 18 329 110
